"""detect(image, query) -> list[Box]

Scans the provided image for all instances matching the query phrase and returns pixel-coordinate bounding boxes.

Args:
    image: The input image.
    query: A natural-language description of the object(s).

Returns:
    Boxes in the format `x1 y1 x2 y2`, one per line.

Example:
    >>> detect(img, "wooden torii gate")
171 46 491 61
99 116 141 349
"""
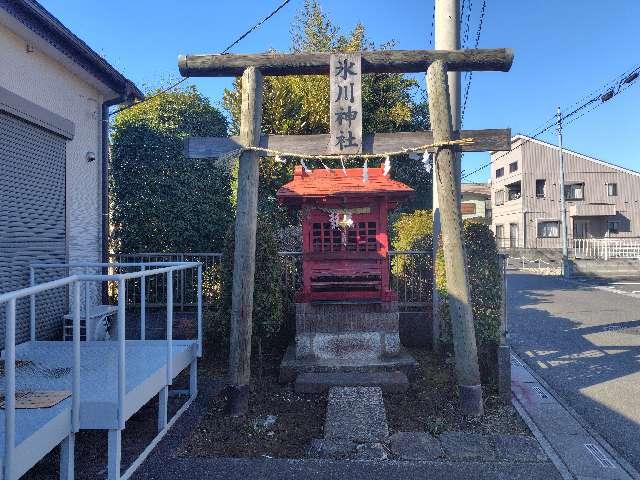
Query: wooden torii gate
178 48 514 416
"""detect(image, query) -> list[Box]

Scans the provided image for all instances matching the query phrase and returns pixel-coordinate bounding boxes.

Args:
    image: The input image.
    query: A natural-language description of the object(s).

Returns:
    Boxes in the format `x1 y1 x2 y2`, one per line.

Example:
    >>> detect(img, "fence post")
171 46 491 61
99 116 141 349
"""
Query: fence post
4 299 16 479
30 267 36 342
497 254 511 404
140 265 146 341
197 264 203 358
72 281 81 433
166 271 173 386
117 279 126 430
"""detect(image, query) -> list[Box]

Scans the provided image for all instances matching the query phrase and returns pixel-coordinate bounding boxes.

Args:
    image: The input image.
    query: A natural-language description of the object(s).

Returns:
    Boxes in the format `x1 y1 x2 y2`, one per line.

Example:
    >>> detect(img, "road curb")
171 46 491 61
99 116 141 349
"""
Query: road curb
511 352 640 479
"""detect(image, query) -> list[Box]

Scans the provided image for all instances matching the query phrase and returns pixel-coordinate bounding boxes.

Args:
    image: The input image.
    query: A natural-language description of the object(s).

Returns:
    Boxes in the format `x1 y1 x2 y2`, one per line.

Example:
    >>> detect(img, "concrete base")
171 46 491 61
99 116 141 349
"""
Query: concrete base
279 343 417 383
295 371 409 393
295 301 401 360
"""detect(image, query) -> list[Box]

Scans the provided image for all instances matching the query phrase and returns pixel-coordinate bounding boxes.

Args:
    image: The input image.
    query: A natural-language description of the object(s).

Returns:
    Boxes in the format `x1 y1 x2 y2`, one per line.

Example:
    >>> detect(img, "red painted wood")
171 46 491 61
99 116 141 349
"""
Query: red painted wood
277 166 413 302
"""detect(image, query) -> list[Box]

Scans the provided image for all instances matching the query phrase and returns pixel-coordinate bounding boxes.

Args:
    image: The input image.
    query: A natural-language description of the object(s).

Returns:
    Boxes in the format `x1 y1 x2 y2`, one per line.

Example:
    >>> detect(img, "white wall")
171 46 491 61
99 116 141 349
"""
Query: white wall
0 25 104 266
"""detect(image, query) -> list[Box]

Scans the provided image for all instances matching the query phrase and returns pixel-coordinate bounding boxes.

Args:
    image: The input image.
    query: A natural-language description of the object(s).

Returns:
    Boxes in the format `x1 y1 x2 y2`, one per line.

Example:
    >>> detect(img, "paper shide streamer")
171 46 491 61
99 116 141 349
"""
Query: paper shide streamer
383 155 391 176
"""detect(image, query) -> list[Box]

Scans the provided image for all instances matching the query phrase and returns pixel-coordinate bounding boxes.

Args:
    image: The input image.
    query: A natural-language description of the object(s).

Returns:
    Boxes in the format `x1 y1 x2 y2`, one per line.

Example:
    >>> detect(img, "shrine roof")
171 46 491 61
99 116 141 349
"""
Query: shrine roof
277 166 414 202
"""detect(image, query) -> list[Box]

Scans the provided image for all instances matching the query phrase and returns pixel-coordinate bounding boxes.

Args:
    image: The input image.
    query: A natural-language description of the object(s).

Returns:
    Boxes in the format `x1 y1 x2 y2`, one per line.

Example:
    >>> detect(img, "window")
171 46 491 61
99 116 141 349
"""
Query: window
538 221 560 238
536 179 546 198
565 183 584 200
494 190 505 206
506 181 521 201
496 167 504 178
495 225 504 246
607 221 619 234
509 161 518 173
608 183 618 196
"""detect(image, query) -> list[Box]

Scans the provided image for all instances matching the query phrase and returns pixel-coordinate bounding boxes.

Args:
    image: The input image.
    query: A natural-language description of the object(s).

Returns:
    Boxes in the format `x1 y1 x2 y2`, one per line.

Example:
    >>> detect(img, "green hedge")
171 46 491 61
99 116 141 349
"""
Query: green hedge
110 87 232 253
213 215 286 354
391 210 502 351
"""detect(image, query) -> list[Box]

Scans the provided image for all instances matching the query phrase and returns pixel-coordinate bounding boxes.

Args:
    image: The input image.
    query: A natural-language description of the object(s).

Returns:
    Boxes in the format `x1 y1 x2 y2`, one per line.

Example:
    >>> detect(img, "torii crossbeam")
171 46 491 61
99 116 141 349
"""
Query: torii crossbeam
177 47 514 416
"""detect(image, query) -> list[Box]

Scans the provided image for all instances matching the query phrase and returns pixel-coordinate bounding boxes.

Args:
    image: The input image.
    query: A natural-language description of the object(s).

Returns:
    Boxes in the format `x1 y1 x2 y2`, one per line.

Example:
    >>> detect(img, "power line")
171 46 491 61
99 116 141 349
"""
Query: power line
109 0 293 118
461 64 640 180
108 77 189 117
460 0 486 126
220 0 292 54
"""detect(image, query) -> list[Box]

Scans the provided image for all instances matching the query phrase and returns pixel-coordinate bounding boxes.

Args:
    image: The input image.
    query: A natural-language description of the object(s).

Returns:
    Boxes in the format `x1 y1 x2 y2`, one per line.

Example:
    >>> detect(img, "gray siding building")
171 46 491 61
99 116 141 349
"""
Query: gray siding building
490 135 640 251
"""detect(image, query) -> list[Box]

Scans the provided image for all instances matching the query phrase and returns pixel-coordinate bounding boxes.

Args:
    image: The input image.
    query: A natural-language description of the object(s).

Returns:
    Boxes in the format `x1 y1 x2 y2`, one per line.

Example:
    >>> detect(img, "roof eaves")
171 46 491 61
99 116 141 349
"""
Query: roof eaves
513 134 640 178
2 0 143 100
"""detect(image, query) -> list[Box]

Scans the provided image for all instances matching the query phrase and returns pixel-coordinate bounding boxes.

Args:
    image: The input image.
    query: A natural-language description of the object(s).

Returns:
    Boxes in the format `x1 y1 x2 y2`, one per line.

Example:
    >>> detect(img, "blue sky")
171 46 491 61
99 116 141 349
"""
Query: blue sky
41 0 639 182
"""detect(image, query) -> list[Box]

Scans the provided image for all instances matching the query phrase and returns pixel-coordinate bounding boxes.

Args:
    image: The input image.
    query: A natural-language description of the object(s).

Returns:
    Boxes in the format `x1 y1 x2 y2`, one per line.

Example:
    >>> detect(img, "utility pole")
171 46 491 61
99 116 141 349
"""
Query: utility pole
428 61 483 416
557 107 569 276
432 0 461 351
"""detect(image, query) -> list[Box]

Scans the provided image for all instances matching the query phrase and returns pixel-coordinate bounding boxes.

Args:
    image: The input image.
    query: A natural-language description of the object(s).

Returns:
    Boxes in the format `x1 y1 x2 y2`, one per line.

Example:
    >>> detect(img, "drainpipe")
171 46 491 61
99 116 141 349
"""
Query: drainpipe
101 87 134 302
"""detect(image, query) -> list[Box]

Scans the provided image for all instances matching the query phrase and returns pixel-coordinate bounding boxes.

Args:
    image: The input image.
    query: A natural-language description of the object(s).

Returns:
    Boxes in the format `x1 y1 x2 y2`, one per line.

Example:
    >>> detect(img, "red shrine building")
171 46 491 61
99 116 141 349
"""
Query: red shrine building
278 166 413 302
277 166 413 363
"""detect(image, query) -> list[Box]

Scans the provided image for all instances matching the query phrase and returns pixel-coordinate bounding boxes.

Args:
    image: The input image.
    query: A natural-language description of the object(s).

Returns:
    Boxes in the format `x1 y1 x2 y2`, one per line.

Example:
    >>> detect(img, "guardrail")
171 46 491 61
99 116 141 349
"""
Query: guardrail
0 276 82 478
573 238 640 260
505 256 554 270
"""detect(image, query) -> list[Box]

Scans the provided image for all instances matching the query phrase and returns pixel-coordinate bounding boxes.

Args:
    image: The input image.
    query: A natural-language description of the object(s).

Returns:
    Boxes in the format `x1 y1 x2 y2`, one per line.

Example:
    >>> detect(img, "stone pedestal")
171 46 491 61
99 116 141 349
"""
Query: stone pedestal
295 301 401 360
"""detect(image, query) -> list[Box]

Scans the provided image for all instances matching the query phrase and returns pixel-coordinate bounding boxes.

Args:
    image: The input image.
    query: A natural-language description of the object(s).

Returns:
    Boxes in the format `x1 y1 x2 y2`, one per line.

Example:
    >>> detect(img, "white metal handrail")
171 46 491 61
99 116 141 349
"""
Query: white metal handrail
30 261 203 356
3 261 203 479
1 275 82 479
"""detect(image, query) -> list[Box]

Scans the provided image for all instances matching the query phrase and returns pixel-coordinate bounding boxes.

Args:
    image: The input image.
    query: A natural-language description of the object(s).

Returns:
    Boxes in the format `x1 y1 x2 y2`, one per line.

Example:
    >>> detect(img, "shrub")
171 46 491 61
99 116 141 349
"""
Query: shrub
391 210 434 307
216 215 286 354
110 86 232 253
391 211 503 357
437 222 502 351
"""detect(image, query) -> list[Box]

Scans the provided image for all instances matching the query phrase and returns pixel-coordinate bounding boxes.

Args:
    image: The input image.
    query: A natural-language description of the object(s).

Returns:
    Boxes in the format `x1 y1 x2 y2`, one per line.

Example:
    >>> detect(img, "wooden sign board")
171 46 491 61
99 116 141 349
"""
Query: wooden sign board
329 53 362 154
460 202 477 215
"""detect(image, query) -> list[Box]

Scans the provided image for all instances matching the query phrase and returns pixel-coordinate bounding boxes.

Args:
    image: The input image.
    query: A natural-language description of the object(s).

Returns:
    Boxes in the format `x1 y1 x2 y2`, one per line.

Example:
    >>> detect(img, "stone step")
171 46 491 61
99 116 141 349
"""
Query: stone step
295 370 409 393
279 344 417 383
324 386 389 443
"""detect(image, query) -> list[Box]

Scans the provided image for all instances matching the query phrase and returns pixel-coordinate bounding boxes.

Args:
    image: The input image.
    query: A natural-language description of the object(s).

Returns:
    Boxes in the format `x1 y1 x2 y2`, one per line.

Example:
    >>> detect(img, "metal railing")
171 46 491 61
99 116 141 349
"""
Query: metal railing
6 261 203 479
505 256 554 270
109 254 222 309
113 251 433 310
573 238 640 260
0 276 81 479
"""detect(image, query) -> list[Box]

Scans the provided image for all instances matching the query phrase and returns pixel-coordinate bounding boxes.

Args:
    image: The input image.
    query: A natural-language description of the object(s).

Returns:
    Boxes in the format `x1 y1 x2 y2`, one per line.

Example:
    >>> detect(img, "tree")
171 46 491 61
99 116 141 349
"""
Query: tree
222 0 431 224
110 86 232 253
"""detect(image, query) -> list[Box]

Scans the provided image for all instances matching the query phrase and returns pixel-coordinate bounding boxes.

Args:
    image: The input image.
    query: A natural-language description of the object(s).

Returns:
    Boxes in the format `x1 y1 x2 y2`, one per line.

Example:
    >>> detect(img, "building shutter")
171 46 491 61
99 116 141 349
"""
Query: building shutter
0 112 67 343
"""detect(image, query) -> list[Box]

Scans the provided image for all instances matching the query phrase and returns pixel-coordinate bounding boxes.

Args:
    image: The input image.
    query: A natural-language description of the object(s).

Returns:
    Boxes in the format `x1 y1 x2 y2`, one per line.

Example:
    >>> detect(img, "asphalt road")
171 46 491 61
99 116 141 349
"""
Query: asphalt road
507 272 640 472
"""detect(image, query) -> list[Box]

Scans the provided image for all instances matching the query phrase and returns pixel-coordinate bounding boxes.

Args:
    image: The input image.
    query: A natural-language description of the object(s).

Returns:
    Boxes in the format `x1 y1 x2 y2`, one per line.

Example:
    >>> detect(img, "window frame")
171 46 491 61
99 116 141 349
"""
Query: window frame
537 220 561 238
535 179 546 198
607 221 620 234
509 161 518 173
565 182 585 201
495 167 504 178
607 183 618 197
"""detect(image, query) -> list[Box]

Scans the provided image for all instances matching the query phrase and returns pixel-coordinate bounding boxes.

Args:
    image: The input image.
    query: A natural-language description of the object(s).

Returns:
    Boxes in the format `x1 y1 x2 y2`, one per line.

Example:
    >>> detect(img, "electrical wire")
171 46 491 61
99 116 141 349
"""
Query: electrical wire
220 0 292 54
460 0 486 127
108 0 293 118
461 66 639 180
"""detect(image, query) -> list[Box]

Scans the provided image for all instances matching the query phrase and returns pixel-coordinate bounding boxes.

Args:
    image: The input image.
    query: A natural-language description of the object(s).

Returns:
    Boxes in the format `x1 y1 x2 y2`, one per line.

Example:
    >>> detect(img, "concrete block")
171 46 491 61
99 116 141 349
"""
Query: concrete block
305 438 356 459
325 387 388 443
439 432 496 460
387 432 444 460
493 434 548 463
